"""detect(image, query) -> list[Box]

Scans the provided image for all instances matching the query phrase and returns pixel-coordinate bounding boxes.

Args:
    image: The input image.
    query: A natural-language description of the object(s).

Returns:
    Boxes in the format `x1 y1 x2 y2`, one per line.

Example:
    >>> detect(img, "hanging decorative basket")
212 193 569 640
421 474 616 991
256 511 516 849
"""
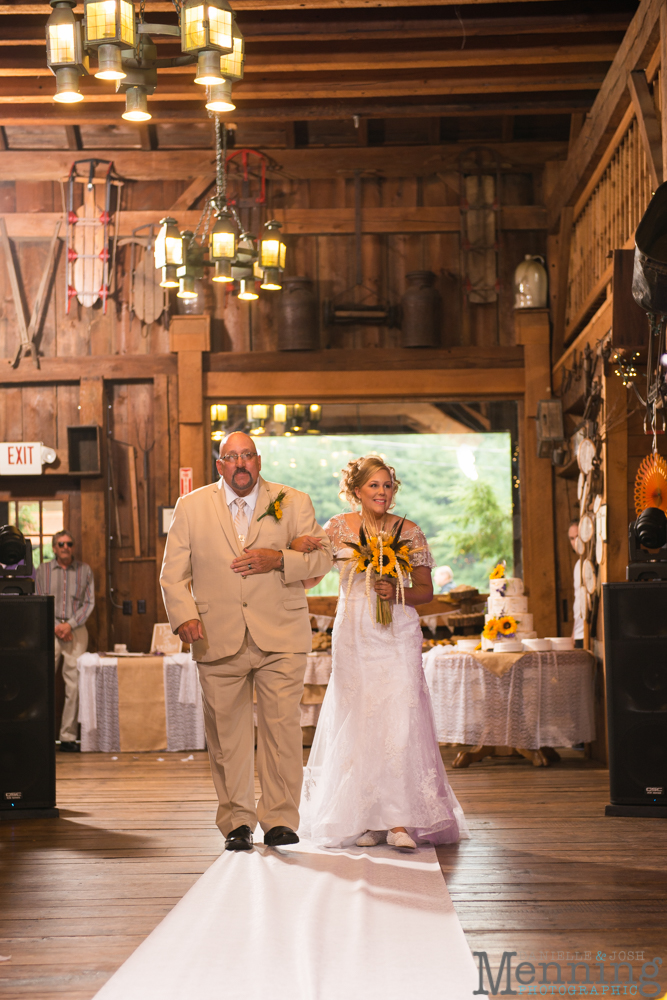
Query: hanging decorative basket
634 453 667 515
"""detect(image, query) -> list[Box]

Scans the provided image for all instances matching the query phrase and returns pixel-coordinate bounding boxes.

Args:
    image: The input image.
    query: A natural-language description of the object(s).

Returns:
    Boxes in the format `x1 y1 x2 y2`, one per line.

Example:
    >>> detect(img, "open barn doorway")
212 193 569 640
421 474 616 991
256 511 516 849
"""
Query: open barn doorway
208 400 520 594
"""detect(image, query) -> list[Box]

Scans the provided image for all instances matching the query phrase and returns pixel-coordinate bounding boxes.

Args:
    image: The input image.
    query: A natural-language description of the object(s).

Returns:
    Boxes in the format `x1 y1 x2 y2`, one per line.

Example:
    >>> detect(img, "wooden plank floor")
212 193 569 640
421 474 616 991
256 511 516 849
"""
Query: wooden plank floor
1 749 666 999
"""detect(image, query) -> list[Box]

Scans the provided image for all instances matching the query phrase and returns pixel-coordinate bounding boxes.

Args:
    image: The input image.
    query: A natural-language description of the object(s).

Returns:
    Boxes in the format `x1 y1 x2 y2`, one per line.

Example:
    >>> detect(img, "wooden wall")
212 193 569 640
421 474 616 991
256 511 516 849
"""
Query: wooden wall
0 160 547 652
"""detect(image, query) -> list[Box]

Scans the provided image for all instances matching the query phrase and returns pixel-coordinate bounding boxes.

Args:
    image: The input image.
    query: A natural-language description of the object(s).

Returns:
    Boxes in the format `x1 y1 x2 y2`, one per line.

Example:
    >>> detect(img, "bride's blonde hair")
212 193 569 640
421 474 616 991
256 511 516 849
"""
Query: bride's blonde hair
339 455 401 510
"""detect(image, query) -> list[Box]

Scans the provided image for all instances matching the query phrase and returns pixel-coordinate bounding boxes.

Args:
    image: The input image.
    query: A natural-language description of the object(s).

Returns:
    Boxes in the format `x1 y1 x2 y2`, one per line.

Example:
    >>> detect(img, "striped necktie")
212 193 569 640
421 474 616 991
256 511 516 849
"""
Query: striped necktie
234 497 249 546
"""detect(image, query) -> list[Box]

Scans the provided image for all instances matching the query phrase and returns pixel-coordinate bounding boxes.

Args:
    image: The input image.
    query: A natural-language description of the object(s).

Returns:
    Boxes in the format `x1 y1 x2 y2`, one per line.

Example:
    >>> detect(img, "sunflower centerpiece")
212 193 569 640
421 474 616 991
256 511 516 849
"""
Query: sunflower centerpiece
482 614 518 643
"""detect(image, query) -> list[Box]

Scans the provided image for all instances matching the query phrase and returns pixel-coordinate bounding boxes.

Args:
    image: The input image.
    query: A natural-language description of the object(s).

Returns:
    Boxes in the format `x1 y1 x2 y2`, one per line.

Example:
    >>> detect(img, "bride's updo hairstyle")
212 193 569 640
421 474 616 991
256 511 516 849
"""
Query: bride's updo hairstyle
339 455 401 510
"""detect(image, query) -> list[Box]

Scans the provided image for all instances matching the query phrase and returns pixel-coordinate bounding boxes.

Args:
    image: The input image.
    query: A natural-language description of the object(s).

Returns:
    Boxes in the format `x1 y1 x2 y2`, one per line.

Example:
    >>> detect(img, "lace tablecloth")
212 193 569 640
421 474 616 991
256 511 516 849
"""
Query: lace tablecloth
78 650 334 750
422 649 596 749
78 653 206 753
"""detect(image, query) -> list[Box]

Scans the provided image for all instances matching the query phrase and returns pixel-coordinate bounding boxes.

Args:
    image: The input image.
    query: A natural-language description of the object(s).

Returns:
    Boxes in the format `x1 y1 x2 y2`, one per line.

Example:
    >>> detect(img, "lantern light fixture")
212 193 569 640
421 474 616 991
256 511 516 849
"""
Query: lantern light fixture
259 219 286 271
210 403 228 422
209 209 237 262
121 85 151 120
53 66 86 102
177 274 198 299
220 22 244 80
205 79 235 112
194 49 225 86
238 279 258 301
212 260 234 283
46 1 88 103
154 216 183 288
273 404 287 423
83 0 135 80
182 0 234 57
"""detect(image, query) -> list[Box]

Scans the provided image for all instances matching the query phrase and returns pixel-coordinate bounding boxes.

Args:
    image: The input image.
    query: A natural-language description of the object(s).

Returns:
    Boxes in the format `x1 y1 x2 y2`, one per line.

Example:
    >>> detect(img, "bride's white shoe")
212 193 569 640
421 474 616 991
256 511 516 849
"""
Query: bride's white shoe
387 829 417 850
355 830 387 847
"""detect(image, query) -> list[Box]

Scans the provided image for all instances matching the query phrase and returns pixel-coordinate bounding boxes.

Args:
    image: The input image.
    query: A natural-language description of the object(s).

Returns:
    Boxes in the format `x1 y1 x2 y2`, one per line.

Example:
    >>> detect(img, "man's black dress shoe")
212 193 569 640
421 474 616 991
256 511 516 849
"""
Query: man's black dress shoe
58 741 80 753
264 826 299 848
225 825 253 851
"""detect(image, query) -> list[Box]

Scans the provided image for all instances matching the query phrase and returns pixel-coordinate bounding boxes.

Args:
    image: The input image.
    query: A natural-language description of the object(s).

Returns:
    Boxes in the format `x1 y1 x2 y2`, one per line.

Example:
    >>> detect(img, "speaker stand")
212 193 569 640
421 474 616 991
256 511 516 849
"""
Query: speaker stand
0 807 59 820
605 804 667 818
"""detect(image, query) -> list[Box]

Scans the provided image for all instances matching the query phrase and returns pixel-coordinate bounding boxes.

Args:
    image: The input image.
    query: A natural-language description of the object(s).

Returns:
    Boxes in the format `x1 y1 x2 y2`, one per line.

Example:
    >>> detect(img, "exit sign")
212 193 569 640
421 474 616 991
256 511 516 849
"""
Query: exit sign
0 442 42 475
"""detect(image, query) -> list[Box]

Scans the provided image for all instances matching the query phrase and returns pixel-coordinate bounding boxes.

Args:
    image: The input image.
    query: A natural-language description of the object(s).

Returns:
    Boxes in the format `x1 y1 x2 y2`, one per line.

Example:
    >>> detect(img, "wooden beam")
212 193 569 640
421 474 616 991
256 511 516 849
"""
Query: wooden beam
0 44 618 76
79 376 109 653
0 0 602 12
206 346 524 373
627 68 663 188
547 0 662 228
551 205 574 362
0 143 568 181
0 205 547 239
169 176 215 212
514 308 557 639
0 69 607 104
204 367 524 400
0 353 176 385
0 12 633 44
661 3 667 189
0 100 592 127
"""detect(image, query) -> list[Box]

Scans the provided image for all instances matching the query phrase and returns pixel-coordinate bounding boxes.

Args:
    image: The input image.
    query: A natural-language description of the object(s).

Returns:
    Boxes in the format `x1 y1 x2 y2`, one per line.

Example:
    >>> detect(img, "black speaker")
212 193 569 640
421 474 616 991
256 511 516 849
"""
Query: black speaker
0 596 58 818
603 582 667 817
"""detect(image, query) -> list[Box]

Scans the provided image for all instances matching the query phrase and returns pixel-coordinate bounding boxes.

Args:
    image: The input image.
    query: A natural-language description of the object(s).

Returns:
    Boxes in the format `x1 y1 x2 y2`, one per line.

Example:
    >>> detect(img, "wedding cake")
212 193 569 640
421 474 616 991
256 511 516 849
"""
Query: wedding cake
482 572 537 650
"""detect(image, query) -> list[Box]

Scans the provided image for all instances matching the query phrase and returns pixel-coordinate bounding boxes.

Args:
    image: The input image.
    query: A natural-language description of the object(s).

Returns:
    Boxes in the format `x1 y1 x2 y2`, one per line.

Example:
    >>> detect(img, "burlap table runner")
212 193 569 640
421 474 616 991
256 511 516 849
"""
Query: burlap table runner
116 656 167 751
463 651 526 677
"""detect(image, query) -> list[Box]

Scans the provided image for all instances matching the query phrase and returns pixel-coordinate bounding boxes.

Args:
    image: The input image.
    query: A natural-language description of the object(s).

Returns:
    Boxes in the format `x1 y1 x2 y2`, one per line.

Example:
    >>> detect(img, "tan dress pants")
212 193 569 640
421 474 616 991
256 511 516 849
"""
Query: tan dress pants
54 625 88 743
197 629 306 837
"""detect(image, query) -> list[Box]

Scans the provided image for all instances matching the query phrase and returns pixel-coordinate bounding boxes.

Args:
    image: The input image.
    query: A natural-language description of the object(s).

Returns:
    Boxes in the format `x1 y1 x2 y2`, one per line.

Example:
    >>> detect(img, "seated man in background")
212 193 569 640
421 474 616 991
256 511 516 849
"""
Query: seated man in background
36 530 94 752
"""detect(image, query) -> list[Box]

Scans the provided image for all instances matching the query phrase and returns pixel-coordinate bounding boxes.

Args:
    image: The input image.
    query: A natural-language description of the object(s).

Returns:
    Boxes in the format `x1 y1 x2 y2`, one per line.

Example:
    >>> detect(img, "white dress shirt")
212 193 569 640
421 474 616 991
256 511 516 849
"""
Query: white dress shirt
221 478 260 516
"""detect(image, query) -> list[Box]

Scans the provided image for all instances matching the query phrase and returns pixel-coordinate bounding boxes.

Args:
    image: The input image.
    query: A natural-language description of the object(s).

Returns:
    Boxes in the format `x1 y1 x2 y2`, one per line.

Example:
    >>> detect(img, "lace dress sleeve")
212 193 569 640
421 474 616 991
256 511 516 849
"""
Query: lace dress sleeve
323 514 355 562
404 525 435 569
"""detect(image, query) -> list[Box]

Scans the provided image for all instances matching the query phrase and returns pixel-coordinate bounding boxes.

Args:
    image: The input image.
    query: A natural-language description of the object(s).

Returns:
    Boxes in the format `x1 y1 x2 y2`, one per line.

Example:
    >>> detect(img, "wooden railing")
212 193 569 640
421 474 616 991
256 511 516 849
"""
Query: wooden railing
565 113 652 336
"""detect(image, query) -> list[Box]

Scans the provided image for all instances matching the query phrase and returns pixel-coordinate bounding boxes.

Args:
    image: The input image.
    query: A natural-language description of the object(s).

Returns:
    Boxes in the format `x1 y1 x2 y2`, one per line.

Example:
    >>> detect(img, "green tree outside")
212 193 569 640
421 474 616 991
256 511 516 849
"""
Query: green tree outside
258 433 513 595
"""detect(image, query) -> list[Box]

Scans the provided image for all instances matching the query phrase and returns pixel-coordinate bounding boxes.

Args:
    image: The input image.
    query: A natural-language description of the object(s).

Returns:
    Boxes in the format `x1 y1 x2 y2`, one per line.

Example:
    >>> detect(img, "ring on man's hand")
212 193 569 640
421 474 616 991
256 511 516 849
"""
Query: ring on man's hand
248 562 251 569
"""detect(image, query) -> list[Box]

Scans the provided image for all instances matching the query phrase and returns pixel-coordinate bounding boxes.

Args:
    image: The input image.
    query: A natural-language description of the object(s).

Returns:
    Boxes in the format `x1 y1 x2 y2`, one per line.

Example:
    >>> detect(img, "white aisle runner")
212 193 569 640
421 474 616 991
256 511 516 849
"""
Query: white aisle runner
94 840 477 1000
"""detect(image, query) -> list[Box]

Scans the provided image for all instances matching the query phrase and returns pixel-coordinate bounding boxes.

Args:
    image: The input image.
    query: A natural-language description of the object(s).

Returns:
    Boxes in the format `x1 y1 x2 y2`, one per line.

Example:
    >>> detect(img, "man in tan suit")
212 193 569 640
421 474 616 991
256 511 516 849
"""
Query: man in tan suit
160 432 332 851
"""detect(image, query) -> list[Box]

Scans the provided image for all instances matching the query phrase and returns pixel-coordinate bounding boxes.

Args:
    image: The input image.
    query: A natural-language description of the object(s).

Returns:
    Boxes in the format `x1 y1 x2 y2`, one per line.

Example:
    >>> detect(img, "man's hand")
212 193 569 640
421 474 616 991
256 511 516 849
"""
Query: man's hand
289 535 324 553
55 622 73 642
231 547 282 577
177 619 204 644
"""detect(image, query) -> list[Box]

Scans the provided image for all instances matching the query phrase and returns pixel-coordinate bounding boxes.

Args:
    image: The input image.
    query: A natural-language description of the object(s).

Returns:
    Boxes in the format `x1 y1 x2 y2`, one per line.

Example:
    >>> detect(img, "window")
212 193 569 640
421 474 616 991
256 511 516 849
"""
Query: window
5 499 65 564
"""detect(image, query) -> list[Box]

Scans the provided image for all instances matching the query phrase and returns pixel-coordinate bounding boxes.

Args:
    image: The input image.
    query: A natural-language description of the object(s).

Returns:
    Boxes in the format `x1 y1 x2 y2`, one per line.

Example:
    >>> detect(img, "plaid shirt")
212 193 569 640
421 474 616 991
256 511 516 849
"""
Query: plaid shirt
35 559 95 628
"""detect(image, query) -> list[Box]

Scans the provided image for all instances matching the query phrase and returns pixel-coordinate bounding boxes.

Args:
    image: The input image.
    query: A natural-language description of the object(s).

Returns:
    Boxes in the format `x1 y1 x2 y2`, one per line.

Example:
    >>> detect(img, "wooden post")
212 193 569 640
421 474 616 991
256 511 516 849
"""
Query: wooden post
550 205 574 363
515 308 558 639
171 315 210 491
79 376 109 652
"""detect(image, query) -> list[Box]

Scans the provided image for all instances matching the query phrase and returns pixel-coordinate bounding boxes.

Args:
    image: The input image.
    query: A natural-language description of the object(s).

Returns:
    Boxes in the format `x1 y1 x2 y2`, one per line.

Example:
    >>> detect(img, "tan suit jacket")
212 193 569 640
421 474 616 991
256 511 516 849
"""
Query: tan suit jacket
160 476 333 662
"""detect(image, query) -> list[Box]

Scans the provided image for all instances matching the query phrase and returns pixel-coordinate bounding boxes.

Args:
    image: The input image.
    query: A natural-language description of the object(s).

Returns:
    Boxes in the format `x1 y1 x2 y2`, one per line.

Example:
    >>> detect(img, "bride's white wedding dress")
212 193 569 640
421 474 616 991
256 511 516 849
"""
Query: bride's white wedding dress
299 513 469 848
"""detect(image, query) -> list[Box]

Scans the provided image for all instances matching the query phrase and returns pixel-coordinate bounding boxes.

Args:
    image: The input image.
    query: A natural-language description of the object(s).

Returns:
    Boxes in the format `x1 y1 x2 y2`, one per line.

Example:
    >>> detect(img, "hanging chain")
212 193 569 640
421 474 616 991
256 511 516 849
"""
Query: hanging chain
171 0 181 25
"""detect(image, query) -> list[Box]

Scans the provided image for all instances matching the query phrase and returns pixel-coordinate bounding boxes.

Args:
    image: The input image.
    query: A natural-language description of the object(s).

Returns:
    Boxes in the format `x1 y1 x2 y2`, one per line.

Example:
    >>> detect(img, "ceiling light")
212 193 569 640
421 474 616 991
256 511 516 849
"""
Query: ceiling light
238 278 258 301
121 85 151 120
205 80 235 112
53 66 85 102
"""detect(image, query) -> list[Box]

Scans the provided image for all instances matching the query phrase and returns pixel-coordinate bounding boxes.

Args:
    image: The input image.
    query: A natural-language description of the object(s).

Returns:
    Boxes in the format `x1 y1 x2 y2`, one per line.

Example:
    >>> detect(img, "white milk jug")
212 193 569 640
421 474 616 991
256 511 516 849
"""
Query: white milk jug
514 254 548 308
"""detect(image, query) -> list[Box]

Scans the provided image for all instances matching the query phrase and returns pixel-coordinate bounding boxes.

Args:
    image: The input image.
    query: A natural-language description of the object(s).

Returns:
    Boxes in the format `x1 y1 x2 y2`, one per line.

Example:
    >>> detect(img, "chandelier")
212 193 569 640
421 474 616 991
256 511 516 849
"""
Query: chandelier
45 0 245 121
154 118 287 301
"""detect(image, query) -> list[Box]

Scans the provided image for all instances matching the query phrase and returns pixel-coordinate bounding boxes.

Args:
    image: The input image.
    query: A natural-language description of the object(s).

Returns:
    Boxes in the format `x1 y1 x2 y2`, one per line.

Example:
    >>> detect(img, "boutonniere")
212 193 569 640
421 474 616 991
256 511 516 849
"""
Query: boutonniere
257 489 288 522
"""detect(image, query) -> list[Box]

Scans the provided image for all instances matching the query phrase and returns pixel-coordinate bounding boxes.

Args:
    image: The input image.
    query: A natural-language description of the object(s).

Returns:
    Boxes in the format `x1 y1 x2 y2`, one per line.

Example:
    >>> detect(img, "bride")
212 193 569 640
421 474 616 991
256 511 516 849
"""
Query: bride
295 455 468 850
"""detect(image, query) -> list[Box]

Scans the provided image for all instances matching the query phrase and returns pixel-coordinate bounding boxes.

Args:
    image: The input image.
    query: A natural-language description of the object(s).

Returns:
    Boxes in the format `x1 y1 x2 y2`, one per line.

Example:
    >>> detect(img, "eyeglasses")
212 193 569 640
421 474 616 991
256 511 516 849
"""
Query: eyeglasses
56 541 74 548
220 451 257 463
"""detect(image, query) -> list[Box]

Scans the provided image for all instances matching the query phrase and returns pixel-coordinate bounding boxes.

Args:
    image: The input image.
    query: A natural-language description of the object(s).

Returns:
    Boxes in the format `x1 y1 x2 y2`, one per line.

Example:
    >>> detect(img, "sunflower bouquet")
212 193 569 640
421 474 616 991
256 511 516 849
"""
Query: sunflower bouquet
482 615 518 642
343 517 419 625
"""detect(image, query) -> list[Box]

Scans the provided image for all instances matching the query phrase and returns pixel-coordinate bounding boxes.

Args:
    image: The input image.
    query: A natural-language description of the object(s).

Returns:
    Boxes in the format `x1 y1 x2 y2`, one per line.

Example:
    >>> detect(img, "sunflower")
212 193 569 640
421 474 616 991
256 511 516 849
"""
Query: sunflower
372 543 397 577
482 619 499 640
497 615 517 636
490 563 506 580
